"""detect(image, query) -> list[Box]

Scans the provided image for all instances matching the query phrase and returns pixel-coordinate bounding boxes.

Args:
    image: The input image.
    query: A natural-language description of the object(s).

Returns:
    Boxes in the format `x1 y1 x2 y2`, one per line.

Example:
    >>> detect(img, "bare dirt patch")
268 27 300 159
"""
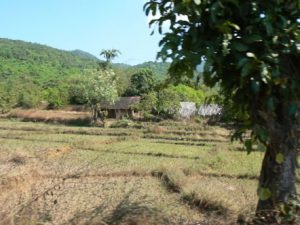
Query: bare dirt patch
46 146 74 158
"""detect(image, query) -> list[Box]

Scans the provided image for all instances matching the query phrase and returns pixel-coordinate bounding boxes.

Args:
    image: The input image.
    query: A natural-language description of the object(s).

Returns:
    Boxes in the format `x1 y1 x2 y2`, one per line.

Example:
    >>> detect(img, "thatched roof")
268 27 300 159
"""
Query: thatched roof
101 97 141 110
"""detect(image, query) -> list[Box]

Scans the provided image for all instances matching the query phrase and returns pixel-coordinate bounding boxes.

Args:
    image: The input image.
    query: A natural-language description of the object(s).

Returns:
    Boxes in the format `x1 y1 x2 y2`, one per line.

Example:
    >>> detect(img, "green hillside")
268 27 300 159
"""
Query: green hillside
0 38 170 82
0 38 171 110
0 38 98 83
132 61 170 80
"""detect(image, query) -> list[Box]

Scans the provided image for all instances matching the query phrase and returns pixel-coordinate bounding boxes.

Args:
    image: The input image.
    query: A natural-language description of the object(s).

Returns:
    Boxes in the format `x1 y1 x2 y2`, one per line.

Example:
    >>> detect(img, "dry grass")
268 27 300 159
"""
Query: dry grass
153 168 257 221
6 109 91 125
0 115 298 225
147 125 167 134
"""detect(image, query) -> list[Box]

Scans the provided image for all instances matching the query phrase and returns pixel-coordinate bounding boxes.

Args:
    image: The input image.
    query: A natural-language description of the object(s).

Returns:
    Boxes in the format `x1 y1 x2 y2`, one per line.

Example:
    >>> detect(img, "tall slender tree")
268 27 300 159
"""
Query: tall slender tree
100 49 121 63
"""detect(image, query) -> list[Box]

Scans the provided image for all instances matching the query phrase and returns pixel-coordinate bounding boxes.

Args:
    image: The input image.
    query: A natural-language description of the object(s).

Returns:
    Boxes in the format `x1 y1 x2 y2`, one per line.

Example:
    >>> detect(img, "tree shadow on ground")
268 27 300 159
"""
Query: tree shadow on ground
66 191 172 225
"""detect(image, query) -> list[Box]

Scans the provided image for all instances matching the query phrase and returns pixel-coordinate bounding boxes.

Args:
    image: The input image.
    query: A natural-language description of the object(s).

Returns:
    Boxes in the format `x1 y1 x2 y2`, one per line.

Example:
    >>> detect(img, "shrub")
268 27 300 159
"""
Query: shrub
110 118 135 128
17 91 41 108
44 88 69 109
139 87 180 120
170 84 206 104
147 125 166 134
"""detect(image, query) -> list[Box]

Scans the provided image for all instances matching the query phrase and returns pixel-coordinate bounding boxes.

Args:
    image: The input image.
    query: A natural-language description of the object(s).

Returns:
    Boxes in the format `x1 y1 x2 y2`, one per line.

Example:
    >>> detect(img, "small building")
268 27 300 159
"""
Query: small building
101 96 140 119
198 104 222 117
179 102 197 119
178 102 222 119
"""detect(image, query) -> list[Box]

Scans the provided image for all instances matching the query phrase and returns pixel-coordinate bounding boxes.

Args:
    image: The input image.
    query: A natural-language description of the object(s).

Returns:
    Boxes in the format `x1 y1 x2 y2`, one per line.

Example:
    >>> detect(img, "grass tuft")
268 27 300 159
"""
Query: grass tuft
181 191 229 216
147 125 167 134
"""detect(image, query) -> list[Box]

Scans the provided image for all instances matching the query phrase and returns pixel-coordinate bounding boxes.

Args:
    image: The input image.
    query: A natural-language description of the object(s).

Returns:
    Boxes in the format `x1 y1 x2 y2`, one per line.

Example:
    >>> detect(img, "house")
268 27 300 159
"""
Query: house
101 96 140 119
198 104 222 117
179 102 197 119
178 102 222 119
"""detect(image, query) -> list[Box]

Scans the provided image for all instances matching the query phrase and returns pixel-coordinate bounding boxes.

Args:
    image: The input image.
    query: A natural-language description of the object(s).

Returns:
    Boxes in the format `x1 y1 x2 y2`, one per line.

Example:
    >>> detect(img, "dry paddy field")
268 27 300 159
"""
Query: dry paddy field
0 118 299 225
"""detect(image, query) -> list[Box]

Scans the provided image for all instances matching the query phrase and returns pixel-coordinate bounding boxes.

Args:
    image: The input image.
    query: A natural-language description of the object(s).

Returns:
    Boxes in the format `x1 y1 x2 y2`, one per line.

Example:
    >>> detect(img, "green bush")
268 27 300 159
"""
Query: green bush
156 88 180 119
139 87 180 119
44 87 69 109
170 84 205 104
17 92 41 108
16 82 43 108
110 118 135 128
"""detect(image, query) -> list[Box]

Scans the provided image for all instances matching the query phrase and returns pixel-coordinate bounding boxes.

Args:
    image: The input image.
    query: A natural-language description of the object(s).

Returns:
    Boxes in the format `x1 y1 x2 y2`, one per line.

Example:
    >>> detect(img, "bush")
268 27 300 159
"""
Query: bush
139 87 180 120
156 88 180 119
124 68 157 96
170 84 206 104
44 88 69 109
110 118 135 128
17 91 41 108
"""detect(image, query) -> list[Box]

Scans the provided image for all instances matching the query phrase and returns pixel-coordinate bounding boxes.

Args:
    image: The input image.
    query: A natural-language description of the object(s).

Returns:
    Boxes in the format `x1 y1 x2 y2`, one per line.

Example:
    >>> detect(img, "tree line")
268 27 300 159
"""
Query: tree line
0 39 215 121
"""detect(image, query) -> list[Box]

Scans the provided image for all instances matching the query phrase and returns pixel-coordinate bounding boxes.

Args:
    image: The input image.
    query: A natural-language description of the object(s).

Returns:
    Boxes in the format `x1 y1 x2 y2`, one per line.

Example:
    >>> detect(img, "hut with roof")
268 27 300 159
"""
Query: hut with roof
100 96 141 119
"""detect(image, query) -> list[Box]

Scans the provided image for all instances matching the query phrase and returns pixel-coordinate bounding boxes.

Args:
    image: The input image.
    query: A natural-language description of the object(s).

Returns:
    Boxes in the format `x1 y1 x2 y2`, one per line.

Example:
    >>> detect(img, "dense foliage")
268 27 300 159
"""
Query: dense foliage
124 68 158 96
139 87 181 119
139 84 208 119
0 38 98 82
132 61 170 80
70 69 118 123
0 38 171 110
170 84 205 105
145 0 300 218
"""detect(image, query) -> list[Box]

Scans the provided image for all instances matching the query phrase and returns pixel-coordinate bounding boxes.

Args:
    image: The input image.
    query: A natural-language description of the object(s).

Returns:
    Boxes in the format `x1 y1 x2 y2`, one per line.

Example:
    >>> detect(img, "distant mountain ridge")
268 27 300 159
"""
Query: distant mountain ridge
0 38 170 81
0 38 99 83
70 49 99 60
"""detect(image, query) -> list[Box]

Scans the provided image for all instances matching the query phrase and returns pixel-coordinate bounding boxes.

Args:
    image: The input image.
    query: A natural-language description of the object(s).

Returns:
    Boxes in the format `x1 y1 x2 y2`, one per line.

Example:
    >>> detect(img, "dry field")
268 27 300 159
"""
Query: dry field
0 117 299 225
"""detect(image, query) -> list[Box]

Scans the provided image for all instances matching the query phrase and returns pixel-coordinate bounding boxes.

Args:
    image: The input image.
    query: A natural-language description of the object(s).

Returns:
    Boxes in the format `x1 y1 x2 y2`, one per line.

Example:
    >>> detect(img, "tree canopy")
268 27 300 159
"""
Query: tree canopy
100 49 121 63
145 0 300 220
125 68 158 96
70 69 118 123
0 38 172 111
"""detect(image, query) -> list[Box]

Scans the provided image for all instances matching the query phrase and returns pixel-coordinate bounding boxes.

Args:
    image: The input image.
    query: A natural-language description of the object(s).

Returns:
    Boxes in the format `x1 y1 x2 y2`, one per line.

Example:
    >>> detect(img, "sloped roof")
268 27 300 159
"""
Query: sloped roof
198 104 222 116
101 96 141 110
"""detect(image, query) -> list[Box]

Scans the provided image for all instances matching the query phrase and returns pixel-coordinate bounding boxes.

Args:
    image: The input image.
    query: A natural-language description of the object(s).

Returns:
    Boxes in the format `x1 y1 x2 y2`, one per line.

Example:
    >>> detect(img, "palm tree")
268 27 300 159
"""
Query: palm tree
100 49 121 63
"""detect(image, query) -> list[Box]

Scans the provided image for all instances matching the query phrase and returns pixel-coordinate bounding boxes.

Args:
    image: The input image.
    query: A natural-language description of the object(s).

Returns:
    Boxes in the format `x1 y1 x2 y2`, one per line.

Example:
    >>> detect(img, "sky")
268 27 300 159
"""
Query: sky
0 0 163 65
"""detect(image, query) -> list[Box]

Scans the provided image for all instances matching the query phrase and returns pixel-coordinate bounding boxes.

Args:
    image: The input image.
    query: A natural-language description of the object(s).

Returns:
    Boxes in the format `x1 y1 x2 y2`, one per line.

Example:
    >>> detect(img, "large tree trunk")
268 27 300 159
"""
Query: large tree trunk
257 144 297 210
256 113 298 219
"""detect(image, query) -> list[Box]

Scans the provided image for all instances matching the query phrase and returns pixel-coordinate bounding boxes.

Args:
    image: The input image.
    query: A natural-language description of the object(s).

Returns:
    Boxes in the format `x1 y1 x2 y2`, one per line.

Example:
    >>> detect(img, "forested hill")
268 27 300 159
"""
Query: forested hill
0 38 98 82
132 61 170 80
0 38 170 82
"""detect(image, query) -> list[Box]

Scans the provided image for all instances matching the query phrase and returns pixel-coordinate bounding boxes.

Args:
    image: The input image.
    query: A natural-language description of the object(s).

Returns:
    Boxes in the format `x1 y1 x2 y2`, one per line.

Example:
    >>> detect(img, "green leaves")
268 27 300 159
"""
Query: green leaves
288 103 298 117
251 80 260 94
232 42 249 52
244 34 262 43
145 0 300 214
70 69 118 108
276 153 285 164
241 62 252 77
254 125 268 144
258 187 272 201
